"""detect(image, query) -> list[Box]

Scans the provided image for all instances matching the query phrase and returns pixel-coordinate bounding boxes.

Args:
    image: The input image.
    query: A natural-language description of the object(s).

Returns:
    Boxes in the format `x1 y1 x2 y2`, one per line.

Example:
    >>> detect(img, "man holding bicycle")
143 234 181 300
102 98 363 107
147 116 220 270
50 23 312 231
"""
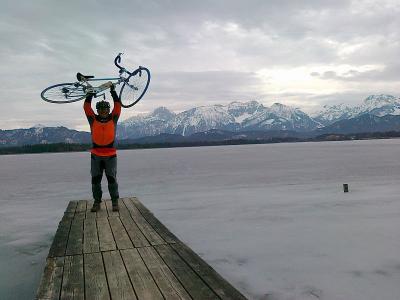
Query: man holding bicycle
84 83 121 212
41 54 151 211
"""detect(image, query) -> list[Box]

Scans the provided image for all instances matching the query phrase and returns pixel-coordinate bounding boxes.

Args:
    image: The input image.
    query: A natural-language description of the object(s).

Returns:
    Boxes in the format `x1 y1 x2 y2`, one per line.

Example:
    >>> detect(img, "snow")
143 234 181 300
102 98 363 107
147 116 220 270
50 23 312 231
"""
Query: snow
314 95 400 125
235 112 252 123
32 124 46 135
388 107 400 115
121 100 320 137
269 103 298 119
122 95 400 136
32 124 46 129
262 119 275 125
1 140 400 299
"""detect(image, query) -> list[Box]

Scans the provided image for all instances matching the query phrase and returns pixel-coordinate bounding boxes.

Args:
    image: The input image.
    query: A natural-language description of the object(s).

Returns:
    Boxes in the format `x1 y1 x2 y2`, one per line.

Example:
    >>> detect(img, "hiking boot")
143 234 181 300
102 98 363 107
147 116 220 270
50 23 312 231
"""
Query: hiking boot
91 202 101 212
112 202 119 212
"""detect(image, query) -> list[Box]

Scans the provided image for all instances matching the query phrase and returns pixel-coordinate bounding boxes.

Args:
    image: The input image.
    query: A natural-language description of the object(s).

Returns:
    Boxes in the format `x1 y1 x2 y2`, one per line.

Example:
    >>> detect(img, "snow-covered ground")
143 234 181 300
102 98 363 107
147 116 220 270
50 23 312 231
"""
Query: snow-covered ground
1 140 400 299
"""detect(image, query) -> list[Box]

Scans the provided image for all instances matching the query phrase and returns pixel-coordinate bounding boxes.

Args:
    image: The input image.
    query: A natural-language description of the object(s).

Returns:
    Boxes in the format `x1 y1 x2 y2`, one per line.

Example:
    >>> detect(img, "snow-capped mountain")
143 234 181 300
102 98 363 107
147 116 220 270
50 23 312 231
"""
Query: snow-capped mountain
313 94 400 126
167 105 236 136
357 95 400 117
242 103 322 131
118 101 321 139
3 94 400 148
118 106 175 139
313 103 355 125
0 126 90 147
226 101 264 123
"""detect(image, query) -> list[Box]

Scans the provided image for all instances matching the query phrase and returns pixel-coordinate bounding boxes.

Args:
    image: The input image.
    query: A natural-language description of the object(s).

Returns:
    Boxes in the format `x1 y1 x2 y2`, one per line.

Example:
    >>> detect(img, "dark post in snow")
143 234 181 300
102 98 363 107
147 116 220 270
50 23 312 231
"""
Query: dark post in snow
343 184 349 193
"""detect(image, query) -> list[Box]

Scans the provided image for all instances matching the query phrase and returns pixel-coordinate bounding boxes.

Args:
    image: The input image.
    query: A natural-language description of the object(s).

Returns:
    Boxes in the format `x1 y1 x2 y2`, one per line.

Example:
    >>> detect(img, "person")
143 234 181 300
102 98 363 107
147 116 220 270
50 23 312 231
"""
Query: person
83 82 121 212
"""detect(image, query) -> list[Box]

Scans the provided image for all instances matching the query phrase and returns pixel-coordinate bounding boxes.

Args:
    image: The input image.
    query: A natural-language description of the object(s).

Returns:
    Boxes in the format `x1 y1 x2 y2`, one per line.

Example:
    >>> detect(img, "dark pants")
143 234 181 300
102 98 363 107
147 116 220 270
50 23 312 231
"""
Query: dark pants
91 154 119 203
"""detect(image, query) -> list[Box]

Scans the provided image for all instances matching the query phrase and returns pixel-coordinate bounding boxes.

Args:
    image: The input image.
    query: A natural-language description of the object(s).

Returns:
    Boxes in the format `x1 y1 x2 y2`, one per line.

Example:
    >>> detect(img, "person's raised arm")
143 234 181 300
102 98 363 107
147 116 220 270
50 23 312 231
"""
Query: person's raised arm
110 84 121 119
84 93 95 121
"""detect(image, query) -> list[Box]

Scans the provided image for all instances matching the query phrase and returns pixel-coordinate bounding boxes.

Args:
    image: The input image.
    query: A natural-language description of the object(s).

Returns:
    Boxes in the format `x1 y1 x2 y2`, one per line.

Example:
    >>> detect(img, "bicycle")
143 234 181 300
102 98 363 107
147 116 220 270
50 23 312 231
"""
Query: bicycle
41 53 151 108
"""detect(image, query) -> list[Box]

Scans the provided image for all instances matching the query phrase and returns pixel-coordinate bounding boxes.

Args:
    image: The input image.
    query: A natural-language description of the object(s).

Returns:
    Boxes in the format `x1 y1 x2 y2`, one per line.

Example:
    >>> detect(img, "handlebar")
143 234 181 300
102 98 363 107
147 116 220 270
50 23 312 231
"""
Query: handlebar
114 53 144 76
114 52 124 70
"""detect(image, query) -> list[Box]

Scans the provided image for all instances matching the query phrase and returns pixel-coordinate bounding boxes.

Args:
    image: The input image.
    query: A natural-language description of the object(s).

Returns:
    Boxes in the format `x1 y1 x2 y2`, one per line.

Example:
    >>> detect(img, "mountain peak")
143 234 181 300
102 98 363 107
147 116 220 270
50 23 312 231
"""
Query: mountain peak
32 124 46 128
227 100 261 109
271 102 289 108
363 94 397 105
359 94 400 114
226 100 264 121
151 106 175 120
270 103 300 117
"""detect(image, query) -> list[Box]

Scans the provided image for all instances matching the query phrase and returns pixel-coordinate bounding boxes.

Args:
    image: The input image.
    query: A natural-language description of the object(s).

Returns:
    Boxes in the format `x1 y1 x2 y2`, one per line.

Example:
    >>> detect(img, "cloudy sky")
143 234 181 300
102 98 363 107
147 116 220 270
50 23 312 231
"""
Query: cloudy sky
1 0 399 130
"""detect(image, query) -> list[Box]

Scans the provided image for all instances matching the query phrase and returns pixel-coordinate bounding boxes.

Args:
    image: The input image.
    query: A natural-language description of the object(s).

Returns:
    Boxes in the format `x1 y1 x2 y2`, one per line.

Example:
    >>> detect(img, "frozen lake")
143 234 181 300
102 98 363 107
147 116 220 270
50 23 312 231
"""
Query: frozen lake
1 140 400 299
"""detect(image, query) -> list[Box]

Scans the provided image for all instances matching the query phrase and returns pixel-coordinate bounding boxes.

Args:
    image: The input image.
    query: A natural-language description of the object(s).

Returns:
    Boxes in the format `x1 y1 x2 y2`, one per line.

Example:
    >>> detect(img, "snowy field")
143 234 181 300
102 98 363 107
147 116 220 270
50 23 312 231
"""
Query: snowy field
1 139 400 299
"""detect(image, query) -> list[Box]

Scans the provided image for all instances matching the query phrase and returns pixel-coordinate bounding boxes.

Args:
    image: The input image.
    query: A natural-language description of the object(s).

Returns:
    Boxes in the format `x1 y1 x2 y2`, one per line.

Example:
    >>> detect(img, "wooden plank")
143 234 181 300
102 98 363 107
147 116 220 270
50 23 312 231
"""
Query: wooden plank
122 198 165 246
85 200 96 219
138 246 191 300
155 244 218 300
131 197 179 244
118 199 130 217
108 217 134 250
48 217 73 258
76 200 87 212
96 217 116 252
65 201 78 214
61 255 84 300
74 200 87 220
172 242 247 300
120 249 163 300
84 253 110 300
36 257 64 300
63 214 74 222
119 214 150 248
105 200 119 217
83 218 99 254
96 202 108 218
102 250 137 300
63 212 75 220
66 218 84 256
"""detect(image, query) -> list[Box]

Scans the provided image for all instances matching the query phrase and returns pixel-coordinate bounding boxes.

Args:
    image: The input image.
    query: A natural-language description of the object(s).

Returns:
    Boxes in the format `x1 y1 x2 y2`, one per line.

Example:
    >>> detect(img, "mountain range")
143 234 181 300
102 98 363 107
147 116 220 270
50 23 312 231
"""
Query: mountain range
118 94 400 138
1 94 400 147
117 101 322 140
313 94 400 125
0 125 90 147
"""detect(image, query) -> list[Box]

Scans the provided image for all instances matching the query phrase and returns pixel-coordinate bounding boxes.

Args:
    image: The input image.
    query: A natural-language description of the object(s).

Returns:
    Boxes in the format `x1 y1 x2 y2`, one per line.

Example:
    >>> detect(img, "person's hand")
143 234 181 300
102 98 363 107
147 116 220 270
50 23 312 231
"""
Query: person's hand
86 87 95 95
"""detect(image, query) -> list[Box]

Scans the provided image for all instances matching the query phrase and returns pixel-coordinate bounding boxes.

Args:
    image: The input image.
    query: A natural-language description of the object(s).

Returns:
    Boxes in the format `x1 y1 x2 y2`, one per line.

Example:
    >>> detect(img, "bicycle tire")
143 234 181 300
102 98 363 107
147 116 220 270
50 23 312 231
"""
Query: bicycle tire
119 67 150 108
41 83 87 104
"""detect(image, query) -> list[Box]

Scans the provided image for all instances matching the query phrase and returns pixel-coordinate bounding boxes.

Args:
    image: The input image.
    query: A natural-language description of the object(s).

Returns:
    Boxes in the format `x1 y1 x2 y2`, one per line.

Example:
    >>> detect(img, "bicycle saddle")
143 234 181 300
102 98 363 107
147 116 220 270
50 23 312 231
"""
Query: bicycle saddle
76 72 95 81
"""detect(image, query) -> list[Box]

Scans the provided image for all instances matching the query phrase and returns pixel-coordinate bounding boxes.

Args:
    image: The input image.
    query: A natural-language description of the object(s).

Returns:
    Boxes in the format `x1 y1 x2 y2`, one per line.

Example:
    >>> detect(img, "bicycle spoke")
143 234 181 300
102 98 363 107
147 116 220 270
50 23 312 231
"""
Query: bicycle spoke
41 83 86 103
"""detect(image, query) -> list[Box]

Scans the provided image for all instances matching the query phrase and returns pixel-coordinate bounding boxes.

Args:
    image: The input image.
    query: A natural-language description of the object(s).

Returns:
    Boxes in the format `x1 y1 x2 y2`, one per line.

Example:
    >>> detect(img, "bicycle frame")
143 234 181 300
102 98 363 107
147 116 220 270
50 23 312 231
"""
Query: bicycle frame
79 77 121 95
77 53 134 95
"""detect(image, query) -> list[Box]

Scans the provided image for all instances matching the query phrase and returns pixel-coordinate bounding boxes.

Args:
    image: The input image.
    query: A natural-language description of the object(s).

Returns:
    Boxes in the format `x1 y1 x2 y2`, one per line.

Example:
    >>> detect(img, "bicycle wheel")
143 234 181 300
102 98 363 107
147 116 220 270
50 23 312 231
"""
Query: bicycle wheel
41 83 87 104
119 67 150 108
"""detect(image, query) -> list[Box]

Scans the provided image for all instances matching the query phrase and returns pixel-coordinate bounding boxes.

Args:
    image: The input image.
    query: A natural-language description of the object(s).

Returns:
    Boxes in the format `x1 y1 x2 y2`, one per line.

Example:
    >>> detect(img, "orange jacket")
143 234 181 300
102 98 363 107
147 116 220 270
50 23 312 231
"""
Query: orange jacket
84 91 121 157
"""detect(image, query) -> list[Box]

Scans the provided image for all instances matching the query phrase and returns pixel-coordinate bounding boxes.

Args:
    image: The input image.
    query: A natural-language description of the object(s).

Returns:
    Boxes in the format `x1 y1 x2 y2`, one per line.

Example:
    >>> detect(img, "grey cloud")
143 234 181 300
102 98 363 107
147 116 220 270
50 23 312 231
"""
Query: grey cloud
1 0 400 129
149 70 264 103
311 63 400 82
307 91 400 110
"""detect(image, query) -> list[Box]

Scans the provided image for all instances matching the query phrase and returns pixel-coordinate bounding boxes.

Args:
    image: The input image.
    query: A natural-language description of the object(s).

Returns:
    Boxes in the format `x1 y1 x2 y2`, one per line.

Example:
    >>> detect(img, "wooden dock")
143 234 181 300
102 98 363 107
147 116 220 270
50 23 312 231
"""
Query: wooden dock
36 197 247 300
